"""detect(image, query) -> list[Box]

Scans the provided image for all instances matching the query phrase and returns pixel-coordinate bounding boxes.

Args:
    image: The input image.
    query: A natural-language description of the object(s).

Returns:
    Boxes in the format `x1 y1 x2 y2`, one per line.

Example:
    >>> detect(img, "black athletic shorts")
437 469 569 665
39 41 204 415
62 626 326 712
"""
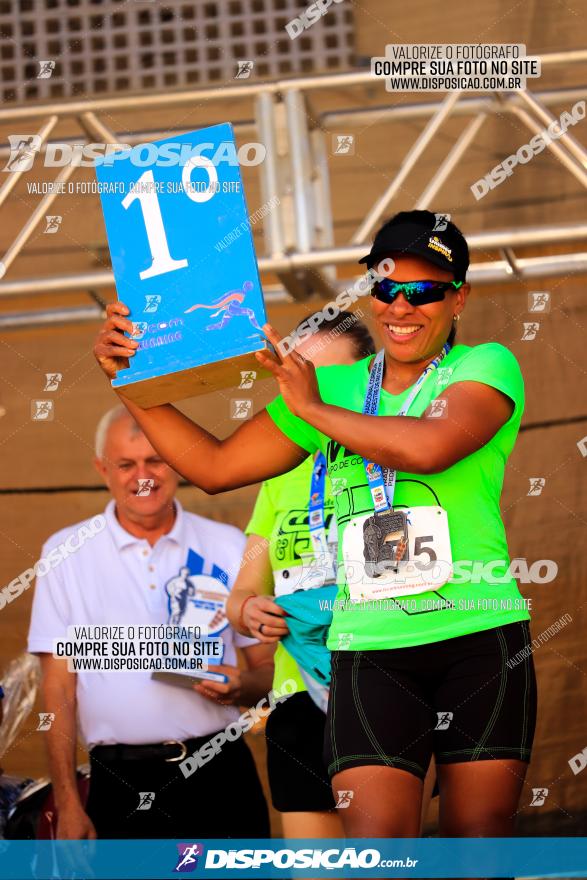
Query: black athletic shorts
325 621 537 781
266 691 336 812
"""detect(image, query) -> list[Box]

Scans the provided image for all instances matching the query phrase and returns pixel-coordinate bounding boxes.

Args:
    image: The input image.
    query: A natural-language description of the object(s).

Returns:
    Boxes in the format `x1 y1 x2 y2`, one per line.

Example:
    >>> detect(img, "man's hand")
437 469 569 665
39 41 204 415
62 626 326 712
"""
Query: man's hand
193 665 243 706
56 800 97 840
93 301 139 380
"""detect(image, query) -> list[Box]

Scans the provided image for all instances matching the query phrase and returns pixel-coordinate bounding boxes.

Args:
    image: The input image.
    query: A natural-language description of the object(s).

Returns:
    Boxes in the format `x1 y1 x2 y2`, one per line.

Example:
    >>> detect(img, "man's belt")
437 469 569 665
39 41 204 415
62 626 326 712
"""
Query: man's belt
90 734 215 764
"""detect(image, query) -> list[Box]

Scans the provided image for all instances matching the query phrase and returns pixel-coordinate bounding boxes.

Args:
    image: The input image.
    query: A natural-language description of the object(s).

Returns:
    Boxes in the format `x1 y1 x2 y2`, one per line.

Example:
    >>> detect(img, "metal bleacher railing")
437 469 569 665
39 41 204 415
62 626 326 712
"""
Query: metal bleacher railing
0 49 587 329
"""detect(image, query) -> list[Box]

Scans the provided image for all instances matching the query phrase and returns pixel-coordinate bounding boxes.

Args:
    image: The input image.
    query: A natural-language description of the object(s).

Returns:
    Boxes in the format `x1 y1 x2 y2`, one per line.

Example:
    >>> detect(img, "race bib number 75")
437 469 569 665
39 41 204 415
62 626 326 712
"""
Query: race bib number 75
342 506 453 600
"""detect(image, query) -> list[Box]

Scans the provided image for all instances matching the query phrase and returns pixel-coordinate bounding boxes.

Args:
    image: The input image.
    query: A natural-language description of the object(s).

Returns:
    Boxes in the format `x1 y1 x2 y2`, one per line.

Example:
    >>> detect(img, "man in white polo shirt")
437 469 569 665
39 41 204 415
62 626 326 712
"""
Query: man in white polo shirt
27 405 272 840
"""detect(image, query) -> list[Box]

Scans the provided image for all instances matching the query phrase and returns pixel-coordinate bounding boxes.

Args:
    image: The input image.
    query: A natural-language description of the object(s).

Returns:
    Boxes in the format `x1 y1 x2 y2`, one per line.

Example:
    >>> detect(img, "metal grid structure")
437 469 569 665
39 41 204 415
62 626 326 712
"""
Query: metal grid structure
1 50 587 328
0 0 355 103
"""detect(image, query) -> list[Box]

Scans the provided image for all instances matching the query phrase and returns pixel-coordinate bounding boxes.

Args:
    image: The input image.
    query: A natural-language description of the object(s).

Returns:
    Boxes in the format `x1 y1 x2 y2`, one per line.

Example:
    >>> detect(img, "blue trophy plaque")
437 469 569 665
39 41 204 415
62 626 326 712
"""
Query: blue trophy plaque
95 123 269 407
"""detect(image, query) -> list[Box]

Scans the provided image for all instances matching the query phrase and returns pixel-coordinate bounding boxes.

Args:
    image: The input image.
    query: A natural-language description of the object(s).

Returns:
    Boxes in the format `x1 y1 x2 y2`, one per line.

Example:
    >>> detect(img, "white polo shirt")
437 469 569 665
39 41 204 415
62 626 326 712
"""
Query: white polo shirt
28 500 257 748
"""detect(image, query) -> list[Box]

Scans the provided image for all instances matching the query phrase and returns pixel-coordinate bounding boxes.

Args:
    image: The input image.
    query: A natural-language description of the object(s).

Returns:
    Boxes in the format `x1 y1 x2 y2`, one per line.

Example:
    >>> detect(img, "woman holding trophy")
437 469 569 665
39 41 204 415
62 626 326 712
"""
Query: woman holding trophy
94 210 536 839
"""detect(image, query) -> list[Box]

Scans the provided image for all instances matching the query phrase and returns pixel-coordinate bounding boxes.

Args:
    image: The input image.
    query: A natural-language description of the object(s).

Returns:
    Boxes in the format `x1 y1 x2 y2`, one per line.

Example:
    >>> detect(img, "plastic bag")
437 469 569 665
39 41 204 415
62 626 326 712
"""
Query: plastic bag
0 774 34 838
0 653 40 760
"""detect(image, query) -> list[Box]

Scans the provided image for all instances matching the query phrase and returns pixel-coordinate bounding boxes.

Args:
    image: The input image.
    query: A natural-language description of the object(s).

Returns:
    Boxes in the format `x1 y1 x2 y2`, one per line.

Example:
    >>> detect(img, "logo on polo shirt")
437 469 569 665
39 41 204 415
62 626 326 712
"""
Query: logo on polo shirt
175 843 204 872
427 235 453 262
165 552 230 638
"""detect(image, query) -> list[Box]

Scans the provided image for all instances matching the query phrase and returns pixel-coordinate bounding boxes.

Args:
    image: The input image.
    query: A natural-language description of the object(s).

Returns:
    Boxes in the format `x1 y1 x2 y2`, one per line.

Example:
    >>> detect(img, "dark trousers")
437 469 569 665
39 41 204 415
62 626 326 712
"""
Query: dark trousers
86 735 269 839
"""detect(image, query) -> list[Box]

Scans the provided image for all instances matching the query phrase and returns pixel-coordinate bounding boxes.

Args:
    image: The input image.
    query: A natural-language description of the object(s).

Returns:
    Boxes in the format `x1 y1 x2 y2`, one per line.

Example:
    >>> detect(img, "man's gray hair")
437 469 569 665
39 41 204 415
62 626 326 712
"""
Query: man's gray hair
94 404 139 458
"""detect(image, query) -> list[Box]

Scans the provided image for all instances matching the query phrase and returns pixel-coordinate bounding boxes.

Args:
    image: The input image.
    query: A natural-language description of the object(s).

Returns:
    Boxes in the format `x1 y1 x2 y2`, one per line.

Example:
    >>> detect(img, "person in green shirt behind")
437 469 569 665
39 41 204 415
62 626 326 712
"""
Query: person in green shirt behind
94 209 537 841
227 311 375 839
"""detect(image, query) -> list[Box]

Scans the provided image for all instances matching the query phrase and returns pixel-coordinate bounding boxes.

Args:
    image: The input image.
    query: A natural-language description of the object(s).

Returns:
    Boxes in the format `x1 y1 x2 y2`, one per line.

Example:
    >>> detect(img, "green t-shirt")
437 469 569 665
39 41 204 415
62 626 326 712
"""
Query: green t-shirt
265 343 530 651
246 456 336 692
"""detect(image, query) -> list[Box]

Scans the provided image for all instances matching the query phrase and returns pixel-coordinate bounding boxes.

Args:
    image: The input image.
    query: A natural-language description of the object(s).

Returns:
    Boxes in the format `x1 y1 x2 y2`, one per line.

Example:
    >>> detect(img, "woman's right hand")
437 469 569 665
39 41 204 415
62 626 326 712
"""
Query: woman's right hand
93 301 139 380
242 595 289 644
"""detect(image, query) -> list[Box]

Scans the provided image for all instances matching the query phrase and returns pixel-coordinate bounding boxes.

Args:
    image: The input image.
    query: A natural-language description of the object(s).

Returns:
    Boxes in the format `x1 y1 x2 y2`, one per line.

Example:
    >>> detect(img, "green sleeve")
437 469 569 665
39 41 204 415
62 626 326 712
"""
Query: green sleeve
448 343 525 420
245 481 276 539
265 394 321 454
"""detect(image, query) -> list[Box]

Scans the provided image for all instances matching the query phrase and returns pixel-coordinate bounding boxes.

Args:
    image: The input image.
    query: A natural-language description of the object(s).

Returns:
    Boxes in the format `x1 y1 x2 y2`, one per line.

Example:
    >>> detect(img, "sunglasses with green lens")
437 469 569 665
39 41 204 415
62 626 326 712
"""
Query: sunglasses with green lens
371 279 463 306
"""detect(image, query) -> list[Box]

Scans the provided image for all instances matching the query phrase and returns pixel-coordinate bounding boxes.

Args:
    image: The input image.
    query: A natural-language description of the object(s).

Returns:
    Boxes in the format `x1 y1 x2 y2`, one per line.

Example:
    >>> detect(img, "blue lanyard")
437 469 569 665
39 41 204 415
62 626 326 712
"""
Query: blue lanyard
362 345 450 512
308 451 329 557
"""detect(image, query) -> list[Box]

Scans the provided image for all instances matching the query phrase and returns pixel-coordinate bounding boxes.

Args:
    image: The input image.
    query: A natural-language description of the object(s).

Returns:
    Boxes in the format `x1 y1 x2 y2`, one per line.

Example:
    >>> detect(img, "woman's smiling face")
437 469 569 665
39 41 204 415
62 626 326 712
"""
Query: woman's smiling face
370 253 469 362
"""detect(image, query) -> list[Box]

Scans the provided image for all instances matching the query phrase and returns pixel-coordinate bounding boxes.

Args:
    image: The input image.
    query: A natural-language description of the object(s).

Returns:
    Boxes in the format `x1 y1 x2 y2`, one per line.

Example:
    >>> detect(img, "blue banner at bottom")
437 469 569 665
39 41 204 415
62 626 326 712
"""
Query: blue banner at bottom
0 837 586 879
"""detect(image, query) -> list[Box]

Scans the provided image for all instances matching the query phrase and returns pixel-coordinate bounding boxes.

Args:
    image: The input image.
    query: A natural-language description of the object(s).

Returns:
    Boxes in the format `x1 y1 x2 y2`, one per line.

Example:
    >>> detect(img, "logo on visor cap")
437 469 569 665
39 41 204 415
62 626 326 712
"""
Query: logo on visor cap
427 236 453 262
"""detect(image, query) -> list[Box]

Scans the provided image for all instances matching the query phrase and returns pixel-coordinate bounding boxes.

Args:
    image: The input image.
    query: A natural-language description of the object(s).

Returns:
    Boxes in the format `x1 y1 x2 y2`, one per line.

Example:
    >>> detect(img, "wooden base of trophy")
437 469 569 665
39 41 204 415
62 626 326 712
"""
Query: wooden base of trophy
112 345 271 408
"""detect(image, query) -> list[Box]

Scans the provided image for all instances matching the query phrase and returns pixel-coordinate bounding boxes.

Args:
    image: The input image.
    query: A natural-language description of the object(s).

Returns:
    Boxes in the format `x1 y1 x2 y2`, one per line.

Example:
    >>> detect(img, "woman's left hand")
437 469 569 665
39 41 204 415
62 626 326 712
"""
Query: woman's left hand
255 324 322 418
